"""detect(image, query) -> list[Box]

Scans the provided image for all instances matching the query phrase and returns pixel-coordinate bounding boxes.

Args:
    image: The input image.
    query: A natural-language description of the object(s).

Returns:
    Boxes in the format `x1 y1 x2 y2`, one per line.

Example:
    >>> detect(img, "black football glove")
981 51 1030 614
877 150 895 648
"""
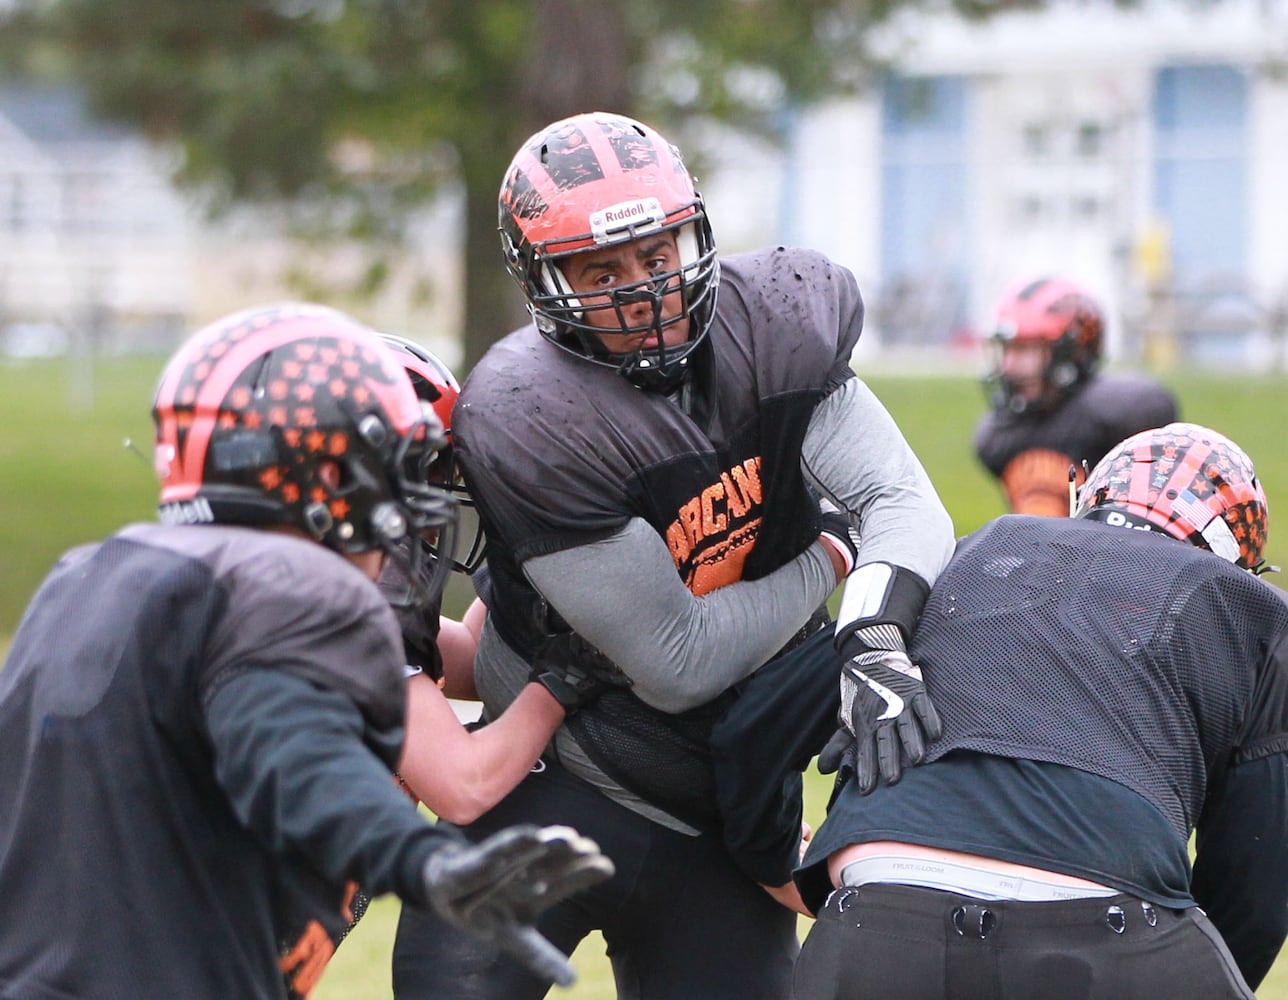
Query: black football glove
816 726 854 777
422 824 615 987
838 647 942 794
529 632 632 714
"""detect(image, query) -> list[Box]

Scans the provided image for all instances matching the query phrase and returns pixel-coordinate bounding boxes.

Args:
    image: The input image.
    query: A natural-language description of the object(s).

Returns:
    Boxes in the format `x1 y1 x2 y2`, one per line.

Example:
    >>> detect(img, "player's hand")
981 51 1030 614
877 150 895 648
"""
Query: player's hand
529 632 632 714
421 824 615 987
839 648 941 794
816 727 853 777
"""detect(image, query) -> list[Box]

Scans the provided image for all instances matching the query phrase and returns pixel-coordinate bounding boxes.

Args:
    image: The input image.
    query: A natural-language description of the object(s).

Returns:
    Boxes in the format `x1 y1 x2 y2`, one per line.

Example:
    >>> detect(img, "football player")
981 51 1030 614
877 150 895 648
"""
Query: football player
796 423 1285 999
974 276 1178 516
390 111 956 999
0 303 612 998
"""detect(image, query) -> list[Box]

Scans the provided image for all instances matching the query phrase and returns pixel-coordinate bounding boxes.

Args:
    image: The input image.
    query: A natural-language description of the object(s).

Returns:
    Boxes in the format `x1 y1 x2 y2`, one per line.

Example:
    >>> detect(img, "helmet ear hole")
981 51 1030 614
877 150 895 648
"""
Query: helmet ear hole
317 459 343 491
1049 360 1078 389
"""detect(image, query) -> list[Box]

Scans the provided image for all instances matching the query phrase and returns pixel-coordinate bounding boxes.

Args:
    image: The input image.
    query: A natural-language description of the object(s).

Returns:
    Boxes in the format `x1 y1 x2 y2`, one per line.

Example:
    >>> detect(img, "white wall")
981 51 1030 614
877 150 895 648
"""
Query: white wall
766 0 1288 364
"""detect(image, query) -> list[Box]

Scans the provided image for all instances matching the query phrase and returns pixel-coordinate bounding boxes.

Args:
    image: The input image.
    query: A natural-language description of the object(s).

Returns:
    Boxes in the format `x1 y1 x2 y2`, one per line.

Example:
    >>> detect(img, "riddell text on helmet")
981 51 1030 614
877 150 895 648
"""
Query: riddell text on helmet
158 498 215 526
590 198 664 241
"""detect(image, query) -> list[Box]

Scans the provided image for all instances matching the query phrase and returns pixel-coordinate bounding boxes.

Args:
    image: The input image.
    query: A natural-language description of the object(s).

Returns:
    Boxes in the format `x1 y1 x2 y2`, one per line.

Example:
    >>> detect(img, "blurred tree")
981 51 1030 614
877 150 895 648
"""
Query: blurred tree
0 0 996 369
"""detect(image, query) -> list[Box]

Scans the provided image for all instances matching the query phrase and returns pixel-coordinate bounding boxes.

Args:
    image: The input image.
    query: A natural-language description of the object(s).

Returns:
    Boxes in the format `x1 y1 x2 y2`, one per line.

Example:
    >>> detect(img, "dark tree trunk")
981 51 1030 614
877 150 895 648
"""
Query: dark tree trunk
459 0 633 373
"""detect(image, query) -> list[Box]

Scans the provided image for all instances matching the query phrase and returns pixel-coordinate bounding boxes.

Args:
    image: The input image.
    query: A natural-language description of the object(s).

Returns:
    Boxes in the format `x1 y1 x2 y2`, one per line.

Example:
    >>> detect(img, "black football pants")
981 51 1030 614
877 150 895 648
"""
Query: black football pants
793 883 1256 999
392 625 843 999
391 758 799 999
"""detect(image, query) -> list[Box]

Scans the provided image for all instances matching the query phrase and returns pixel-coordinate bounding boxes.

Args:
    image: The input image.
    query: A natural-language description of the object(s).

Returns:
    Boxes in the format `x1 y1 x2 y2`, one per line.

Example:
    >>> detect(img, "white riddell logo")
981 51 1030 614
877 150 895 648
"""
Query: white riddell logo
590 197 664 242
857 671 905 721
599 202 650 223
159 497 215 525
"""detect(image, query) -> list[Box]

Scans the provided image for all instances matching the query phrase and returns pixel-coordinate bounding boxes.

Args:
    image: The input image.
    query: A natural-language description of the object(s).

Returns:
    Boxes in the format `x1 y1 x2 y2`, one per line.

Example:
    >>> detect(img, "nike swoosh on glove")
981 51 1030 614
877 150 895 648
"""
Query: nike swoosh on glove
839 649 942 794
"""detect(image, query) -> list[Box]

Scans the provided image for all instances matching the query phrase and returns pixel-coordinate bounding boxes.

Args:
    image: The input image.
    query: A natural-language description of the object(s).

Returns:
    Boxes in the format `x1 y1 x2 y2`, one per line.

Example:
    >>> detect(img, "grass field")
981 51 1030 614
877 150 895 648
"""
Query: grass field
3 353 1287 997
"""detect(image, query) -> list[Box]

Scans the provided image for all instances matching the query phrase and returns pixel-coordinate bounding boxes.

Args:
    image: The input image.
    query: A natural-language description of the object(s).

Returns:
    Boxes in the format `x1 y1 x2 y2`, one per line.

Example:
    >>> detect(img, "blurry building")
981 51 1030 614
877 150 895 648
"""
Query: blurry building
0 82 463 365
0 84 194 356
708 0 1288 369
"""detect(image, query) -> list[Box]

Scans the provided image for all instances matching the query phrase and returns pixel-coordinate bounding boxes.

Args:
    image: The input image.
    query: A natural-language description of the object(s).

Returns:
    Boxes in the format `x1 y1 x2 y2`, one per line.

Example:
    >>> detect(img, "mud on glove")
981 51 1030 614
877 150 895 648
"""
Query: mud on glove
421 824 615 987
529 631 632 714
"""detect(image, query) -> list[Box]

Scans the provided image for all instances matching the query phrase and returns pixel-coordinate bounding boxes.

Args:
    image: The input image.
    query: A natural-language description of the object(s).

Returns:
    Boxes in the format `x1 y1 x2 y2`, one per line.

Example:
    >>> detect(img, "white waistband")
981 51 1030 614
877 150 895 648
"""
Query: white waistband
839 854 1118 903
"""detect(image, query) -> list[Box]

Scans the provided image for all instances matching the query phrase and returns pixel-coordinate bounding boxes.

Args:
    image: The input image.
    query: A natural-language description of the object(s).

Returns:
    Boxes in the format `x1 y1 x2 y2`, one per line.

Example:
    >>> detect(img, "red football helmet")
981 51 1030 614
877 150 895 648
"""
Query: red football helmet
985 276 1105 414
379 332 484 575
152 303 458 603
498 111 719 391
1074 422 1269 572
380 333 459 428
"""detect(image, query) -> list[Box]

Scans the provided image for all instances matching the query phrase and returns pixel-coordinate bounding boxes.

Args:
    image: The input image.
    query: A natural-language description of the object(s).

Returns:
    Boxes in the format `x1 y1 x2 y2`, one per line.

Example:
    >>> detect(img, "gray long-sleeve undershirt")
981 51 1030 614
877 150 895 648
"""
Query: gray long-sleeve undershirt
526 520 838 713
802 378 954 584
522 377 955 714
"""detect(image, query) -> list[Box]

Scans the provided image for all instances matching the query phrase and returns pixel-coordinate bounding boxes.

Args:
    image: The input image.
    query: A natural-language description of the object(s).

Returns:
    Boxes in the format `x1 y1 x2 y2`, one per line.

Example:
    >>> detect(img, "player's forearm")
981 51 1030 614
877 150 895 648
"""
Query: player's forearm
1190 754 1288 989
399 677 562 824
525 519 837 712
207 670 448 902
437 607 482 699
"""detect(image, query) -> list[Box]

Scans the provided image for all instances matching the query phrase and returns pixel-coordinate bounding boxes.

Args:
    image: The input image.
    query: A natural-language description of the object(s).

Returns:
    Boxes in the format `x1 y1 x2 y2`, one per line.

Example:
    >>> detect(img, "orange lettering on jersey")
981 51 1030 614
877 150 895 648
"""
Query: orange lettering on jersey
689 520 760 595
722 470 749 518
700 483 728 535
1000 448 1083 517
279 919 335 997
666 519 694 565
676 498 704 549
665 456 765 595
729 457 763 507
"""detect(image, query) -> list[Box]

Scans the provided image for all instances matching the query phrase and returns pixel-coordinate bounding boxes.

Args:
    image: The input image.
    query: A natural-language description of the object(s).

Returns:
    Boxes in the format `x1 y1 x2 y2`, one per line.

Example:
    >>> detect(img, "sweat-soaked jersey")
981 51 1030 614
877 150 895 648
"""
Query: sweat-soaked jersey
455 246 862 825
799 515 1288 981
0 523 449 1000
974 373 1178 516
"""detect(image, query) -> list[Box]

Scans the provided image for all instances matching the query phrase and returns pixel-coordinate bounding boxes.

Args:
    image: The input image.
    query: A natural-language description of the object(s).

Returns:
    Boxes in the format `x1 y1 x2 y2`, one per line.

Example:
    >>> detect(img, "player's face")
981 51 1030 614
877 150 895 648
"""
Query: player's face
1000 339 1050 401
561 233 691 354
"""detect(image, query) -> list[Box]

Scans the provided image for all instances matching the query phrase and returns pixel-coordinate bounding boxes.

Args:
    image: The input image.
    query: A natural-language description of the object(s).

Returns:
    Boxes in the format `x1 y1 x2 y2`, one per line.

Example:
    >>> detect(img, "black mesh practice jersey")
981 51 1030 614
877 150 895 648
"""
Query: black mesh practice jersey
456 246 861 661
914 516 1288 837
974 373 1178 516
0 523 452 1000
799 516 1288 984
